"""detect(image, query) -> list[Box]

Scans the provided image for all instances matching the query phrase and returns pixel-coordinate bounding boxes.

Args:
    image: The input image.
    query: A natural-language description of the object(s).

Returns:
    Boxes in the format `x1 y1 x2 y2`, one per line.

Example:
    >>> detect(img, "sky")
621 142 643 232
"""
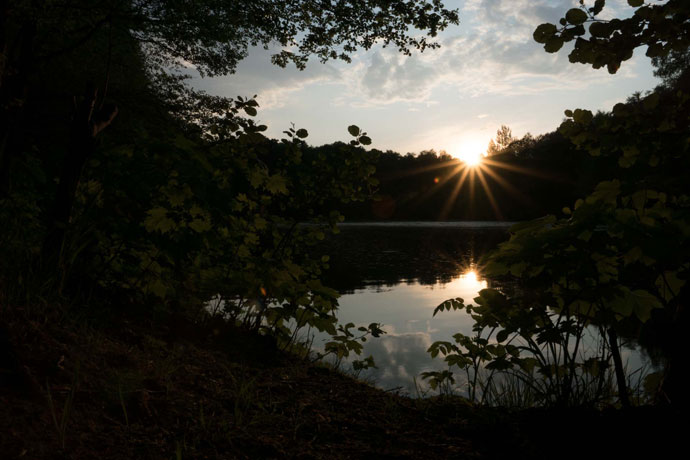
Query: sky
190 0 660 158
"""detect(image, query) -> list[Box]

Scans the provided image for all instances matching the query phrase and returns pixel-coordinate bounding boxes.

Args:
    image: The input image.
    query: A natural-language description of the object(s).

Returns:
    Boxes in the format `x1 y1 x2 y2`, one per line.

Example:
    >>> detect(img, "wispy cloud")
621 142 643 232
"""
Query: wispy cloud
196 0 644 109
192 46 341 110
336 0 641 106
189 0 657 152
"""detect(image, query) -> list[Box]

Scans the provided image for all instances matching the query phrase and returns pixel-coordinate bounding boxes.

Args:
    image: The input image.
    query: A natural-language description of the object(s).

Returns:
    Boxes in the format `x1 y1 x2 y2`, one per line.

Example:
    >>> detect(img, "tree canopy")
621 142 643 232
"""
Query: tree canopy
486 125 515 156
0 0 464 371
534 0 690 74
5 0 459 76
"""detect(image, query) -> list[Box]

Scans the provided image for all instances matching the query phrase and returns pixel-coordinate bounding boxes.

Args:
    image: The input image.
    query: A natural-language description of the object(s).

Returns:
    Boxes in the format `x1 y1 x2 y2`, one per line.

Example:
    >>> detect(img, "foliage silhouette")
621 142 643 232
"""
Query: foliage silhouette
0 0 463 370
428 0 690 408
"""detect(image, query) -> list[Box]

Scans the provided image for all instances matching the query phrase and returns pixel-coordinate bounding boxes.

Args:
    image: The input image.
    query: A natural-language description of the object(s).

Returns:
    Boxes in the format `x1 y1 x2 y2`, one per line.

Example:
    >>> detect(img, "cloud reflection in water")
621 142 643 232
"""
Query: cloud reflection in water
336 267 491 395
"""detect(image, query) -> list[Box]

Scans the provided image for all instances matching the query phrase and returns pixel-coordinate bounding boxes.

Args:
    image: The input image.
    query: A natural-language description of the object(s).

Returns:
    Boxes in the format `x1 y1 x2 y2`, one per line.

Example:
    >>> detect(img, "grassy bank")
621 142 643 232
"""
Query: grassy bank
1 304 477 459
1 304 684 459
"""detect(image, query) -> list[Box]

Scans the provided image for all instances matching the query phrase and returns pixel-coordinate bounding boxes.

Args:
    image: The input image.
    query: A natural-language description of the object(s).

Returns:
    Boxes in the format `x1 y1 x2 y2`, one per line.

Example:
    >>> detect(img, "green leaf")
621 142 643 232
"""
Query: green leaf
144 207 177 234
359 135 372 145
518 357 538 373
347 125 360 136
266 174 288 195
533 23 557 43
618 156 635 168
589 21 611 38
588 179 620 204
434 298 464 316
484 260 509 276
607 61 620 74
510 215 556 233
623 246 642 265
646 43 664 58
149 279 168 298
249 170 265 188
630 289 662 322
565 8 588 25
295 128 309 139
627 0 643 7
237 245 250 258
655 271 685 302
254 215 267 230
485 358 513 371
572 109 593 124
622 145 639 158
496 329 510 343
544 37 564 53
577 229 592 241
189 218 211 233
610 287 662 322
592 0 605 15
509 262 527 276
243 106 257 116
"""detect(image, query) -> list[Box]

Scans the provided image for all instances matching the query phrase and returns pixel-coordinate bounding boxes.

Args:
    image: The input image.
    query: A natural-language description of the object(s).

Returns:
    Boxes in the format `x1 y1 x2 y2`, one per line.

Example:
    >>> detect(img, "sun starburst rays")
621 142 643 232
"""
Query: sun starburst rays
481 158 562 181
439 167 471 220
478 164 535 208
380 149 548 221
474 167 502 220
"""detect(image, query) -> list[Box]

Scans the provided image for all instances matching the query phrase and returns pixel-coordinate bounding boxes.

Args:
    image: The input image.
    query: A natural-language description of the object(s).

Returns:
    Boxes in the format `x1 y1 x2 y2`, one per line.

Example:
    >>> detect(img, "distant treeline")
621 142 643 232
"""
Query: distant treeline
335 129 619 222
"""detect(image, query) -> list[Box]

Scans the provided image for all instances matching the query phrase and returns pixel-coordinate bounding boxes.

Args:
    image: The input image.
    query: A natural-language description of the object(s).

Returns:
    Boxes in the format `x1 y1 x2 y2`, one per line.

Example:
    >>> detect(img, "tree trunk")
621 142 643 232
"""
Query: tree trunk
42 83 117 266
607 327 630 408
0 16 36 196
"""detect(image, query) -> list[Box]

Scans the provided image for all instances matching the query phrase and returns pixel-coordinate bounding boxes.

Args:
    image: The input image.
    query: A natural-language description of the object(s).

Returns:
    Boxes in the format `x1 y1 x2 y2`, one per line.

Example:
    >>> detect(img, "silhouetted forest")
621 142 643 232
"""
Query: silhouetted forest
341 130 612 221
1 0 689 458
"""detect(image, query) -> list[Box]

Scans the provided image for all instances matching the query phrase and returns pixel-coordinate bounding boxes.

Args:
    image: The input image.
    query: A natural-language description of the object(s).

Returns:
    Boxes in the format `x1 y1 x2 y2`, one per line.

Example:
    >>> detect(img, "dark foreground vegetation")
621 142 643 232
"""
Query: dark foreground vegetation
2 0 690 458
420 1 690 412
1 305 684 459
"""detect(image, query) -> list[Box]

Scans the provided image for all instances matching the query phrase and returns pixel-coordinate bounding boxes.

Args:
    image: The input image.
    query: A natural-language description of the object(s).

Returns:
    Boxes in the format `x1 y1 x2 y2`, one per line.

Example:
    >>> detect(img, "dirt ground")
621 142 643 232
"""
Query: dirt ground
1 306 684 459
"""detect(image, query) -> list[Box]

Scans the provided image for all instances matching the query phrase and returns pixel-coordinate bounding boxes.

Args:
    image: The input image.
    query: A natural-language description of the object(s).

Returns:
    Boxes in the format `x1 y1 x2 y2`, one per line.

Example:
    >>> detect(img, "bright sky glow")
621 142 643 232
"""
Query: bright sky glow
191 0 660 154
451 138 487 166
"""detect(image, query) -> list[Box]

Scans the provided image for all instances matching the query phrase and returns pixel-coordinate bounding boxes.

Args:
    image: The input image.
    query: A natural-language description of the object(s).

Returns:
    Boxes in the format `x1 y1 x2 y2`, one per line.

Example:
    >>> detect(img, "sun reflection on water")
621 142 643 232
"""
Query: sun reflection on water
437 268 487 301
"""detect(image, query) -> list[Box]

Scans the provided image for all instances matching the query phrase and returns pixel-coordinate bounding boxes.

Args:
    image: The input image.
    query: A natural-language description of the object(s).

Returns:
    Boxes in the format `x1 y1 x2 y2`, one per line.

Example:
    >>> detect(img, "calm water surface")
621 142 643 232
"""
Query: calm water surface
316 222 646 396
318 222 512 395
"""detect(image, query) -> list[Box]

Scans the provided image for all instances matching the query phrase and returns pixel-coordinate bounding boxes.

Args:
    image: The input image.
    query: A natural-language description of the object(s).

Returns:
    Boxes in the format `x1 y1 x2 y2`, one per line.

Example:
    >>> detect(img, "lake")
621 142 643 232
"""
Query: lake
318 222 512 395
316 222 649 398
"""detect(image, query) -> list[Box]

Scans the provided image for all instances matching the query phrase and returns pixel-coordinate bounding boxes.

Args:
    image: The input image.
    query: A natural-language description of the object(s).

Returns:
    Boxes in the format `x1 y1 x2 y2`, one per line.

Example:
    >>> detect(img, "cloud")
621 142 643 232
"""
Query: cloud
191 45 342 110
334 0 641 106
463 0 630 29
462 0 572 38
185 0 656 153
193 0 645 112
359 51 439 102
358 332 444 394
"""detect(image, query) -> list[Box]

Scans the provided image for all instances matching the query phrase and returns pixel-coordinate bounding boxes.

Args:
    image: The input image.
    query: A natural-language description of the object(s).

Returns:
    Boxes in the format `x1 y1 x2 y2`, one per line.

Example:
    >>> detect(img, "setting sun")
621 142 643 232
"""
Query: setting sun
458 151 484 166
450 139 487 167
